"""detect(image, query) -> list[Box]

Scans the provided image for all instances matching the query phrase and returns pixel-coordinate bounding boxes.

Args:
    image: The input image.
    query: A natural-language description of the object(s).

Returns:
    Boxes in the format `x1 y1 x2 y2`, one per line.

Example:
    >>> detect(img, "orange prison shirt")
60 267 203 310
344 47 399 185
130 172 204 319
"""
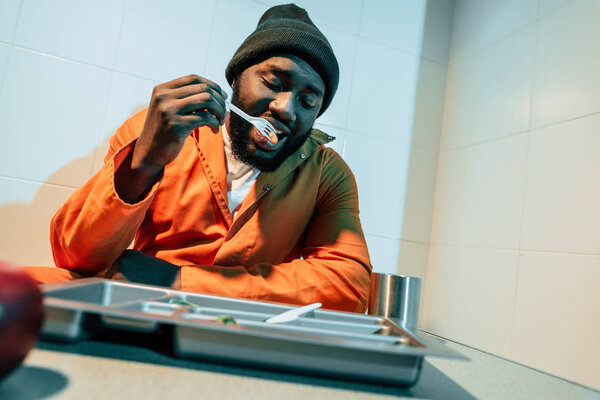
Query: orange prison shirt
42 109 372 312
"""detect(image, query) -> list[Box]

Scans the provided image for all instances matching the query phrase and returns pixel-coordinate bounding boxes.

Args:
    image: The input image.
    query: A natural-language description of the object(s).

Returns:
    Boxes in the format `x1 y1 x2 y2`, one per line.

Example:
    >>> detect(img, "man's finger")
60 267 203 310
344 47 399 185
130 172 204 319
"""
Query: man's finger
166 74 226 97
177 94 226 125
170 83 225 101
180 112 221 133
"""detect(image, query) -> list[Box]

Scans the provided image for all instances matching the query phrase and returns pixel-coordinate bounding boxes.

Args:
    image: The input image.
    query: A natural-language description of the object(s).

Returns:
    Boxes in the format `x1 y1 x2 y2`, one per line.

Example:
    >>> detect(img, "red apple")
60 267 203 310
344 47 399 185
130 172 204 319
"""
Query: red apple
0 261 45 380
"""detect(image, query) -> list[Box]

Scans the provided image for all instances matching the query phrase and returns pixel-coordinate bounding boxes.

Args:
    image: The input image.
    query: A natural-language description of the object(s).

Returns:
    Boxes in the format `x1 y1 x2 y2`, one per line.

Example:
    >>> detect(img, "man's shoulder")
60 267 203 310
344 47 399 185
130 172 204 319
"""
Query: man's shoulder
307 129 353 178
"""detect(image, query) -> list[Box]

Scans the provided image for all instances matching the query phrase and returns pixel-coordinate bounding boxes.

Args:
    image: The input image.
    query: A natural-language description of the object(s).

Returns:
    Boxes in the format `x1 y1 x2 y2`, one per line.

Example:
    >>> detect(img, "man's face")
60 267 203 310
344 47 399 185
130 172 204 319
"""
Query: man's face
226 54 326 172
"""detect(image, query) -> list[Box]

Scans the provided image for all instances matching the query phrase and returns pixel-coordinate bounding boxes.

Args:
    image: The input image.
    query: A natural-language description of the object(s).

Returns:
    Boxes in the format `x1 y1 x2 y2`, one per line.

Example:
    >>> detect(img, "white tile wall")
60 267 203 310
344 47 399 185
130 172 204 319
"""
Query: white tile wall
0 0 22 43
114 0 216 82
14 0 126 68
259 0 363 35
443 25 535 149
401 147 438 243
0 177 74 266
0 42 10 88
203 0 267 93
397 240 429 279
461 134 528 249
532 0 600 129
449 0 538 64
101 72 157 141
521 115 600 254
358 0 452 63
344 130 408 240
424 245 518 357
411 58 448 152
426 0 600 388
430 148 466 245
359 0 427 57
347 38 420 143
420 0 454 64
467 25 535 144
439 59 471 150
91 71 158 173
364 235 400 274
422 245 460 334
512 251 600 388
0 48 111 186
397 240 430 327
313 26 357 129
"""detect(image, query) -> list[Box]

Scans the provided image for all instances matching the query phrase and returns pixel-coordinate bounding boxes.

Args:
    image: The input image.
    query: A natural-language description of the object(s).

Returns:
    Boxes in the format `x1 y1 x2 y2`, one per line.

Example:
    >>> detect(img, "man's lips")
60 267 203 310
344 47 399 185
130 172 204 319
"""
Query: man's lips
252 127 287 151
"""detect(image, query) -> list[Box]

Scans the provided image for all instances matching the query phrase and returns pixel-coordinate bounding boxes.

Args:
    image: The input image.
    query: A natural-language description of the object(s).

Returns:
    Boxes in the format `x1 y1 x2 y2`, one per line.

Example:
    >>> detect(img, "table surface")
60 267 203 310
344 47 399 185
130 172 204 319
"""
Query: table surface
1 329 598 400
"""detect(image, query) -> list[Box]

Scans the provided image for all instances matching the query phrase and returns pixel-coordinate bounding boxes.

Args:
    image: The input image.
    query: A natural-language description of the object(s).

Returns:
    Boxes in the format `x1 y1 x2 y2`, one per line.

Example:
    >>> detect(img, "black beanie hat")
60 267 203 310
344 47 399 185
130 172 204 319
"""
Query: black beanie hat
225 3 339 116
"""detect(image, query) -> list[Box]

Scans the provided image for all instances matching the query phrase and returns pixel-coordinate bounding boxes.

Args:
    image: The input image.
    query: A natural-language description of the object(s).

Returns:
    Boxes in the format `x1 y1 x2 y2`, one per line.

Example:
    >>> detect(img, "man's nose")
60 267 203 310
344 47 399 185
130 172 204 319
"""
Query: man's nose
270 92 296 123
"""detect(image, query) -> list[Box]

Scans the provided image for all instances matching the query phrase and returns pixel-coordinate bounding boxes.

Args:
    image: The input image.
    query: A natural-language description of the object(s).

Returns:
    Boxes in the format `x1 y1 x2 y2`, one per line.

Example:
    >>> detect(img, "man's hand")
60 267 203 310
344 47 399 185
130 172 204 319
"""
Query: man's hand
133 74 227 171
115 75 227 203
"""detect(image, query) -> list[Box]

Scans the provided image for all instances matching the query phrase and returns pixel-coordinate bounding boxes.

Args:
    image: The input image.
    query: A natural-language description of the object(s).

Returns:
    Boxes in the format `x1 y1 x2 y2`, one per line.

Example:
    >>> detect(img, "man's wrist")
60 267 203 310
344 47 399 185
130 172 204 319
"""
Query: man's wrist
115 145 163 204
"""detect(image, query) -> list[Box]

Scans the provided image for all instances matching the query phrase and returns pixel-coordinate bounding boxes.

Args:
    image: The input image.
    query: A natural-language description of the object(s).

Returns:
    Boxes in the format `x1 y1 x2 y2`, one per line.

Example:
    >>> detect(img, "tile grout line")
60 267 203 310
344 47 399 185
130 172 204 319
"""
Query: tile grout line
421 139 445 329
10 0 25 46
0 45 13 100
110 0 130 71
339 0 364 158
356 34 449 66
0 175 78 190
201 0 220 76
89 0 130 176
364 235 432 247
8 43 162 85
448 18 537 68
441 129 529 152
440 107 600 154
0 0 25 98
254 0 362 38
509 2 541 359
428 242 600 257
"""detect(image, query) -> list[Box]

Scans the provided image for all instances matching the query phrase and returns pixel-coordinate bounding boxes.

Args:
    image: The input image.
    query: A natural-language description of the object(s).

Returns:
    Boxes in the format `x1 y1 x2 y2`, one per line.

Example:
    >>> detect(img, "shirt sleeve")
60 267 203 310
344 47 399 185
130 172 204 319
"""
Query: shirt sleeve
50 109 161 274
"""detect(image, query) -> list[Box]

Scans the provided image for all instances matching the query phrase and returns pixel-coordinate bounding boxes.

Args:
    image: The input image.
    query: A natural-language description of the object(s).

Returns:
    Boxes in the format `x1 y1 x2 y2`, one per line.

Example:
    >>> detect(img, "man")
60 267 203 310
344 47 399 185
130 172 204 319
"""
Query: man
28 4 371 312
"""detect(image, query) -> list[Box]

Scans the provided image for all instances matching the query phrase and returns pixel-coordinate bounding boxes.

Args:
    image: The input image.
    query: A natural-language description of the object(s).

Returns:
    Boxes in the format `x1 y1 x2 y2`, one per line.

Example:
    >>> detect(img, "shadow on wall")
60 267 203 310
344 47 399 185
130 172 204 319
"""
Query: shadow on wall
396 0 451 279
0 107 145 268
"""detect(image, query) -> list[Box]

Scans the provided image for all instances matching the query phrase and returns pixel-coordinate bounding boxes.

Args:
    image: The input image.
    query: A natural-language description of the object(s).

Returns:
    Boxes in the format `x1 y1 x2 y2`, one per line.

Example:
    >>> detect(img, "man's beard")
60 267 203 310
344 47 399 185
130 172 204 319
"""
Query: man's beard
228 87 312 173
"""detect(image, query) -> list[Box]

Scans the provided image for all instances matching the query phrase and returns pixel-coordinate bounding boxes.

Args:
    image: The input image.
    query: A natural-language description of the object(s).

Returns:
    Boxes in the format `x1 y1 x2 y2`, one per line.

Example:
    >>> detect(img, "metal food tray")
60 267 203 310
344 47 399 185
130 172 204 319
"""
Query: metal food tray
40 278 464 386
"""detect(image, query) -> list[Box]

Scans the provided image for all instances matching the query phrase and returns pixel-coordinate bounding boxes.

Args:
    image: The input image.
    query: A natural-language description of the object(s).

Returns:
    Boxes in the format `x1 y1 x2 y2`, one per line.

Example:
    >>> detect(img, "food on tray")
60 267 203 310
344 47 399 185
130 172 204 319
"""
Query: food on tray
168 298 237 324
215 315 238 325
168 298 199 307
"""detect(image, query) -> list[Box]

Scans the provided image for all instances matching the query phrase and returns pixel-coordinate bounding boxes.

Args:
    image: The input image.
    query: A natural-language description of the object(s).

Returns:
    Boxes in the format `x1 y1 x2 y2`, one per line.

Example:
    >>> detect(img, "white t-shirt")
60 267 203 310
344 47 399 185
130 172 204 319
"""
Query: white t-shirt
222 126 260 219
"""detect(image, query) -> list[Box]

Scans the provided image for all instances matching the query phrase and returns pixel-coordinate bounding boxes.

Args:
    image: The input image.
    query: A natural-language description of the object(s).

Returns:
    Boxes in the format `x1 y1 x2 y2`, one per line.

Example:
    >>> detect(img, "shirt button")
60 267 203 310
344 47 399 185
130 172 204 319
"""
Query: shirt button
300 153 306 159
263 184 271 191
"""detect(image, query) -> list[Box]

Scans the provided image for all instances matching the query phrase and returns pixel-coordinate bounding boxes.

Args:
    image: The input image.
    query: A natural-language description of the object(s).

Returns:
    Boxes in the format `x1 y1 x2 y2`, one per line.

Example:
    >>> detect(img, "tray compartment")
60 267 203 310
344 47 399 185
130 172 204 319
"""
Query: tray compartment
178 312 402 345
100 301 183 332
117 301 183 316
167 293 291 314
180 307 383 335
312 310 385 325
44 280 170 306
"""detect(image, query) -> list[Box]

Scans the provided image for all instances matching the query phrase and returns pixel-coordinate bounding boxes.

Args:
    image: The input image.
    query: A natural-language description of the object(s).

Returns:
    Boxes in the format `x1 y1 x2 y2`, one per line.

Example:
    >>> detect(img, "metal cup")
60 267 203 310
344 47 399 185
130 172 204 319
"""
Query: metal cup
367 273 421 328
